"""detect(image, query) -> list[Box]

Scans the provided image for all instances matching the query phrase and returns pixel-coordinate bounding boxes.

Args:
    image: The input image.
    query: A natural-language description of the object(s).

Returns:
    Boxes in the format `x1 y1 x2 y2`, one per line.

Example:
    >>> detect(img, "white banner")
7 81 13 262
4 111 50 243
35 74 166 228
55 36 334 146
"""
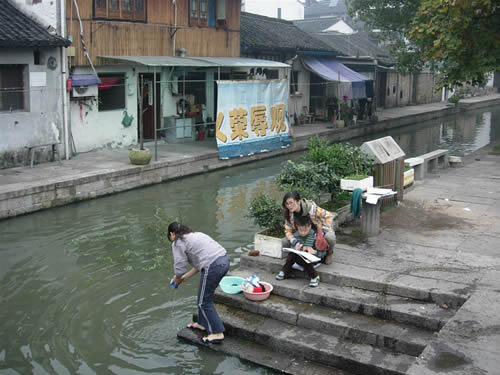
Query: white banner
215 80 292 159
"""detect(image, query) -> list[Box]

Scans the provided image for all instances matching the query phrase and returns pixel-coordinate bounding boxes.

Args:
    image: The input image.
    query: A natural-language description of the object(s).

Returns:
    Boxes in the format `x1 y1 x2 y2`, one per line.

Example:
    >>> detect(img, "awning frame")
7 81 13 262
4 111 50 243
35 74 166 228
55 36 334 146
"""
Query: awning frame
98 56 290 69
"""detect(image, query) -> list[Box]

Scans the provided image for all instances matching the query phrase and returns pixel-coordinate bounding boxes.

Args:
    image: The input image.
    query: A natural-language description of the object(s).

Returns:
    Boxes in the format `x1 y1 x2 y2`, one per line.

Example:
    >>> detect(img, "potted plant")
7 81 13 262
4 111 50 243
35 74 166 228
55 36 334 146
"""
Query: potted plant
129 76 152 165
340 174 374 191
247 193 285 258
337 96 350 128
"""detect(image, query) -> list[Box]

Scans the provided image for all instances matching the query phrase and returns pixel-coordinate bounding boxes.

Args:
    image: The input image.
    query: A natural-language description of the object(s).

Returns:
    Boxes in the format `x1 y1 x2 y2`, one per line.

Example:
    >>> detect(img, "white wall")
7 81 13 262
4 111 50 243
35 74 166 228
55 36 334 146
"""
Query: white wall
288 59 310 122
0 47 65 168
70 66 137 152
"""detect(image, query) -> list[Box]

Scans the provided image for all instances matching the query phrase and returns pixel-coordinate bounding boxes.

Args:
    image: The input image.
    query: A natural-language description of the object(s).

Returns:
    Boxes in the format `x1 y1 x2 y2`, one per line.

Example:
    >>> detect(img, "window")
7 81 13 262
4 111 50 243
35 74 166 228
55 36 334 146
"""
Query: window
94 0 146 22
290 71 299 94
190 0 208 26
0 65 27 112
265 69 279 79
98 73 126 111
193 0 225 27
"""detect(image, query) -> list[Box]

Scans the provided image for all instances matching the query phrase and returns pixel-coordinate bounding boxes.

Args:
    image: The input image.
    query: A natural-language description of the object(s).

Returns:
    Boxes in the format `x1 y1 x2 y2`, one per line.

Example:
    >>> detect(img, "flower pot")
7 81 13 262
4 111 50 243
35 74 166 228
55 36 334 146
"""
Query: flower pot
336 120 345 128
340 176 373 192
129 148 152 165
254 230 285 259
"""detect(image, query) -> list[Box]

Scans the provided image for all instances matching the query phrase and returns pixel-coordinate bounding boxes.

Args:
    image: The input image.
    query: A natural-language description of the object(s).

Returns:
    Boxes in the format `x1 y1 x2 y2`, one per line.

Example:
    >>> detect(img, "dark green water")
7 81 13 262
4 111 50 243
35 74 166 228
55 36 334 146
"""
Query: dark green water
1 106 499 374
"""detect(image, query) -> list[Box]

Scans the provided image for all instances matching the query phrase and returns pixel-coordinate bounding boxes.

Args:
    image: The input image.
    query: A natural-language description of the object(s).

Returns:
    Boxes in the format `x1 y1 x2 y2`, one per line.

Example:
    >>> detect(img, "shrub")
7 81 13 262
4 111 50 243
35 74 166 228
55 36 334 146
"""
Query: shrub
247 193 283 235
277 160 339 202
304 136 374 180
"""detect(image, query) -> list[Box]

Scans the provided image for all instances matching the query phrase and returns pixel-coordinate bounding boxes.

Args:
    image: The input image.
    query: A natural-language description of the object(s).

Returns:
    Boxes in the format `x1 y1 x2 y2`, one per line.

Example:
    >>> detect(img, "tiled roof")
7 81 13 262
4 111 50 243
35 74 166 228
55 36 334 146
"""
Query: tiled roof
0 0 70 48
241 12 339 54
304 0 347 18
294 18 395 66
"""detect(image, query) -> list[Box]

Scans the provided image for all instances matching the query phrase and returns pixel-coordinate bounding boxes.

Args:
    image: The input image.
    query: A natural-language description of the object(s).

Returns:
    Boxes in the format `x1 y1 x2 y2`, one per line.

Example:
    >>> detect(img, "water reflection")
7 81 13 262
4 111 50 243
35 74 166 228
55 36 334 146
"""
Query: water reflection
354 107 500 157
1 106 499 374
0 156 293 375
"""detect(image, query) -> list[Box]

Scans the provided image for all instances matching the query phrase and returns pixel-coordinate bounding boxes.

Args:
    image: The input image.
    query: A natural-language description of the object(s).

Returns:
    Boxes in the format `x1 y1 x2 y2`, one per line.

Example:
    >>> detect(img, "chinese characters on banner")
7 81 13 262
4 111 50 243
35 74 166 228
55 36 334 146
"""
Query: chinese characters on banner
215 80 292 159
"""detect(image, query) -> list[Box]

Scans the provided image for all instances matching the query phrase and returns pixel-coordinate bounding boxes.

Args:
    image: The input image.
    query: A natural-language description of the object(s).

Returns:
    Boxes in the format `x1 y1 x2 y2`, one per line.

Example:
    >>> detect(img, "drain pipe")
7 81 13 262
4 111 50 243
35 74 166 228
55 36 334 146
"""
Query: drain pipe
60 0 70 159
172 0 177 56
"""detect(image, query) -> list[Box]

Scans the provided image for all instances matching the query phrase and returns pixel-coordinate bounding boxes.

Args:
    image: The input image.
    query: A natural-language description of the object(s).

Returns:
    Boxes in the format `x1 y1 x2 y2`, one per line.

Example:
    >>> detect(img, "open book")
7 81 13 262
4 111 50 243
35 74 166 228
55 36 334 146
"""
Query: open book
282 247 321 264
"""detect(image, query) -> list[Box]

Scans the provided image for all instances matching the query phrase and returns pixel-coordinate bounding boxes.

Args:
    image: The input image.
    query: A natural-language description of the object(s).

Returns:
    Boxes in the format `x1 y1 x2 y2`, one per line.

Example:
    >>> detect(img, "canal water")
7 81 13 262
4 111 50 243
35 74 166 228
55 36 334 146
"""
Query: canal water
1 106 499 375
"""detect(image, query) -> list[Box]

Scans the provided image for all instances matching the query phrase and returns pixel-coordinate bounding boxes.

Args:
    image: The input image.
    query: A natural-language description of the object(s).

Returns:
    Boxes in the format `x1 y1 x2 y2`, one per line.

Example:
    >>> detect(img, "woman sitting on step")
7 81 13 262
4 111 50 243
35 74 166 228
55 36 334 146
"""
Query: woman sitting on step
276 215 326 287
281 191 336 265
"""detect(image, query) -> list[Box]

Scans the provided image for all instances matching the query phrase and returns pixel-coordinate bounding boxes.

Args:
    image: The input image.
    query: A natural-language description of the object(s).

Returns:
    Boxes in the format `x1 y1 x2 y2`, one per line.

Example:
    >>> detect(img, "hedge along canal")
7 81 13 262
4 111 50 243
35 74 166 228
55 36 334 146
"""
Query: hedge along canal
1 105 500 374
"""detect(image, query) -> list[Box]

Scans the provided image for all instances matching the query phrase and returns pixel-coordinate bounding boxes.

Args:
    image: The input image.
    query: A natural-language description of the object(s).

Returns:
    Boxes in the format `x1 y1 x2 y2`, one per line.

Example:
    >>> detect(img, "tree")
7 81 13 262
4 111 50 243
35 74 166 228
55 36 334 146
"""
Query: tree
347 0 500 89
409 0 500 88
347 0 423 73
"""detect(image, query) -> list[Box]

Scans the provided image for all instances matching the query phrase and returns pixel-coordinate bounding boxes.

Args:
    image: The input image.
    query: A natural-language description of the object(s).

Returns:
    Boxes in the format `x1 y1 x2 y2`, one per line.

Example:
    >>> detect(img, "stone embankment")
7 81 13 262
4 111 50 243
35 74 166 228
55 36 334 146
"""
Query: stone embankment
179 141 500 374
1 95 499 220
179 253 468 375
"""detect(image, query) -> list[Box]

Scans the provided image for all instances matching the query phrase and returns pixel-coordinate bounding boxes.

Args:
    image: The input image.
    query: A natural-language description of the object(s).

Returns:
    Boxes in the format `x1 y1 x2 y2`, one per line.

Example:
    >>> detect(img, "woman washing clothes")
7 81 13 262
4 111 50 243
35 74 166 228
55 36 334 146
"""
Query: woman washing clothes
281 191 336 265
168 222 230 344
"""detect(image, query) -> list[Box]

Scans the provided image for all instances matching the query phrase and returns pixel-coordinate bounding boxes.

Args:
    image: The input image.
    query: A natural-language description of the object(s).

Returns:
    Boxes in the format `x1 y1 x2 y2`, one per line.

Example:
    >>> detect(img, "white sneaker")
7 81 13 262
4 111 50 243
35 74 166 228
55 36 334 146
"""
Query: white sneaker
275 271 285 280
309 276 320 287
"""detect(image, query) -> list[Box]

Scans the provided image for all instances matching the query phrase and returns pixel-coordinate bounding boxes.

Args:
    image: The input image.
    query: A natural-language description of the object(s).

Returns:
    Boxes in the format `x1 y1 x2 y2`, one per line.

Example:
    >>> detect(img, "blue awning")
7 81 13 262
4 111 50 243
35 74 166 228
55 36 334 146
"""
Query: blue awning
70 74 101 87
302 57 372 99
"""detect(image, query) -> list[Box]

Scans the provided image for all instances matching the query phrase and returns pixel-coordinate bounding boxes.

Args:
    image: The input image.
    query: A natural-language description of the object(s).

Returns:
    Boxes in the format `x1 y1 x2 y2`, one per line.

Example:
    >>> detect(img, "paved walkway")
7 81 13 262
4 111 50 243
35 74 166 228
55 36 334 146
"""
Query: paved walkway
378 143 500 374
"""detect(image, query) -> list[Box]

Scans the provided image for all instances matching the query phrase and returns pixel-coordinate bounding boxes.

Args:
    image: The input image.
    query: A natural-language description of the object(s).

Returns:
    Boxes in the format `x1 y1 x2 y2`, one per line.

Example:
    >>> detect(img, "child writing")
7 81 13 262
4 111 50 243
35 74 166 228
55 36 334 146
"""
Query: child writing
275 215 326 287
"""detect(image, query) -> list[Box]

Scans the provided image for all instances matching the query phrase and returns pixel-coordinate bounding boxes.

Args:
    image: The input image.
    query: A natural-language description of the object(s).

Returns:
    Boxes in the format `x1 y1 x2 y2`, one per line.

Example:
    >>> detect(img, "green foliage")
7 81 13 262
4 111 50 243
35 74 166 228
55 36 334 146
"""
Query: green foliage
277 136 373 201
347 0 424 73
340 99 350 122
277 160 339 202
247 137 374 234
247 193 284 234
348 0 500 89
344 174 370 180
304 137 374 178
410 0 500 89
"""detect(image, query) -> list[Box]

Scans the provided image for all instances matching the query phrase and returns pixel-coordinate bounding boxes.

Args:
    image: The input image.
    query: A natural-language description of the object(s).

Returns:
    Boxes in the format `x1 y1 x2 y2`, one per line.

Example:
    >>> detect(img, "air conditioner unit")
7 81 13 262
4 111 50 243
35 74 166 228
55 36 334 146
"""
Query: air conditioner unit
72 84 98 98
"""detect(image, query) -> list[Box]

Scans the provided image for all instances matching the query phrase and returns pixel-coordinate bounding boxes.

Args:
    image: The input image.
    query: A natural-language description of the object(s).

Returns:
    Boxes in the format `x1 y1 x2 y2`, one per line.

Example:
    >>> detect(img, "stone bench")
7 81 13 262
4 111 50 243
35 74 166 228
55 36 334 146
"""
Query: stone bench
25 142 61 168
405 157 425 180
420 149 449 175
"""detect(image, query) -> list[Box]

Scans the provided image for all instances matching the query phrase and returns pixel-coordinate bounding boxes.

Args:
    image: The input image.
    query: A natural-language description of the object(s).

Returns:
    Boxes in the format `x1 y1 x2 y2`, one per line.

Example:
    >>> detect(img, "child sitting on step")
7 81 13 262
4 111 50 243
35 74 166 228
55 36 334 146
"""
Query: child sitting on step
275 215 326 287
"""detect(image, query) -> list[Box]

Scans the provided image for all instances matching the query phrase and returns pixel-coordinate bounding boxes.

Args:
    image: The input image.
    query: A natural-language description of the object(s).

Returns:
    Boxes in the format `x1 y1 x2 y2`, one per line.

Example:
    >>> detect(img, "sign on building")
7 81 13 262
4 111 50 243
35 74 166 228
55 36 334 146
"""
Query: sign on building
215 80 292 159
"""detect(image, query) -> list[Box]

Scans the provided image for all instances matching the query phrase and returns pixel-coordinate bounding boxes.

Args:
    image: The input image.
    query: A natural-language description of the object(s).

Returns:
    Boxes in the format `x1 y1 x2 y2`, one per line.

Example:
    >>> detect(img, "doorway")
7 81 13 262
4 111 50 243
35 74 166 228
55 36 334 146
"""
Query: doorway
138 73 161 140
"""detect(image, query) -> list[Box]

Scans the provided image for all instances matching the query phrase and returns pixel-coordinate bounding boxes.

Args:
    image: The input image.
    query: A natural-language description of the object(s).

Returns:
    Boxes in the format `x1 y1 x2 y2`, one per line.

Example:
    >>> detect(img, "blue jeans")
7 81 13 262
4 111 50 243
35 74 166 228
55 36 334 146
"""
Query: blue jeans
197 254 230 334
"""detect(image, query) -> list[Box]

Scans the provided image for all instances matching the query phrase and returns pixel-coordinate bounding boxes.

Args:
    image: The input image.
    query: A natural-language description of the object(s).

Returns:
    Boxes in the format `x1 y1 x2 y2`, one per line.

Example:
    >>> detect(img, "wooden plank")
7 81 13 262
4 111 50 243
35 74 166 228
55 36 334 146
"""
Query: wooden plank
66 0 240 66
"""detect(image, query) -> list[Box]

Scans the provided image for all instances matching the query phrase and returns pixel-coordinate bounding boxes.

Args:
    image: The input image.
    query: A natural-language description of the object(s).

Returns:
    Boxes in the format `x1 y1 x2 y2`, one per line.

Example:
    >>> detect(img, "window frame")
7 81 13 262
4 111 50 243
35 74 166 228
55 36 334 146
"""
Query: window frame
192 0 226 27
0 64 28 112
290 71 299 95
97 73 126 112
94 0 146 22
190 0 208 27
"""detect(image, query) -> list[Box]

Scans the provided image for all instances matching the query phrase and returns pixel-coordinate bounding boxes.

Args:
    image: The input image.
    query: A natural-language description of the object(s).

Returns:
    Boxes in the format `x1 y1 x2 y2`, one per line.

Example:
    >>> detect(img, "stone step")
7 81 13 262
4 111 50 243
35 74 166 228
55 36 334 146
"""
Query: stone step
240 253 469 308
177 327 353 375
206 304 416 375
215 290 435 357
229 268 456 331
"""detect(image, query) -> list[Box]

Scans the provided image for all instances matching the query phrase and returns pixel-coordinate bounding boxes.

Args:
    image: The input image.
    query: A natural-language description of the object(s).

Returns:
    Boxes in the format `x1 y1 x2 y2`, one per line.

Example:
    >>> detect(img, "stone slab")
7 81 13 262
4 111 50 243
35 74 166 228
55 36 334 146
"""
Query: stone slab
215 304 417 375
177 328 348 375
215 291 434 357
230 268 456 331
240 253 470 306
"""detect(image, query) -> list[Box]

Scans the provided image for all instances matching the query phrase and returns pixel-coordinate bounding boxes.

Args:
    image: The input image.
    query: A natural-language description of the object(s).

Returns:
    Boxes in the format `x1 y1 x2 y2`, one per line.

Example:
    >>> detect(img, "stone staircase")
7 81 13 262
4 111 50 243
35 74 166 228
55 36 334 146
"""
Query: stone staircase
178 253 470 375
